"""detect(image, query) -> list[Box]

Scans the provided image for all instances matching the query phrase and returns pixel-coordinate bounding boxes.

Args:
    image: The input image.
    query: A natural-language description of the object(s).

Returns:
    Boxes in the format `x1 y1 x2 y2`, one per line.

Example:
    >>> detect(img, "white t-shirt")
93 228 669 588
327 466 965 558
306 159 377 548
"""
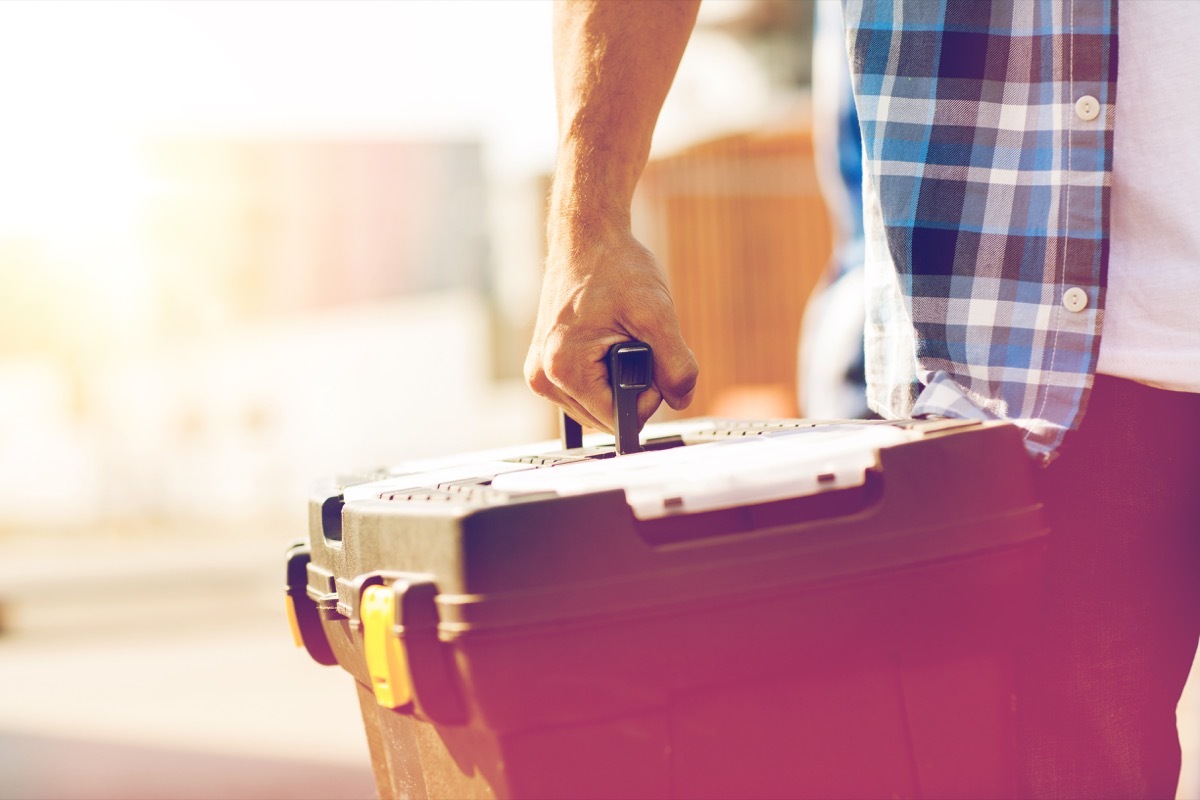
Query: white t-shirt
1097 1 1200 391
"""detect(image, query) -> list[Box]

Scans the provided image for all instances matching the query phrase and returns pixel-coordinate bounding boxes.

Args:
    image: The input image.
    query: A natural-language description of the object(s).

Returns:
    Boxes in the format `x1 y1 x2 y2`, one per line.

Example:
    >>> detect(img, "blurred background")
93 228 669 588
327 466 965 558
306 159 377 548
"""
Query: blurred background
0 1 1194 798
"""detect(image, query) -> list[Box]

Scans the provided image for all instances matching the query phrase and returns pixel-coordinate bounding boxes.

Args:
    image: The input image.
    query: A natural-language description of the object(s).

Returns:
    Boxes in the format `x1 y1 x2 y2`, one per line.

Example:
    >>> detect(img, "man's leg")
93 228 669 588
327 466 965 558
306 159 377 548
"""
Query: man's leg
1017 375 1200 798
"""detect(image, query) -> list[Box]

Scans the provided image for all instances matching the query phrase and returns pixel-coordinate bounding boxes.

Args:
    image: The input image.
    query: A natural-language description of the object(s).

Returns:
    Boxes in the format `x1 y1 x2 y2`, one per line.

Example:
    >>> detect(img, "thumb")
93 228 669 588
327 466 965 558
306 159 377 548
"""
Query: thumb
635 386 665 429
651 329 699 411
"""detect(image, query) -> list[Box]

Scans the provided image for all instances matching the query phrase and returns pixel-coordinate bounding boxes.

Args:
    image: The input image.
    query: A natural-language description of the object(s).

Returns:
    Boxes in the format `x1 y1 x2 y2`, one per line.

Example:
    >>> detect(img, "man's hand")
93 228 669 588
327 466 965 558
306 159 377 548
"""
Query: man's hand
527 0 701 434
525 213 698 433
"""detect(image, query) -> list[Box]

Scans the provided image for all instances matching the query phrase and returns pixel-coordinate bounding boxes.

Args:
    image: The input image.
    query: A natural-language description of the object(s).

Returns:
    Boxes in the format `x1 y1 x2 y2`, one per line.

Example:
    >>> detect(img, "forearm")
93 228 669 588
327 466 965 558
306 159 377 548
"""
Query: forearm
551 0 700 232
527 0 700 431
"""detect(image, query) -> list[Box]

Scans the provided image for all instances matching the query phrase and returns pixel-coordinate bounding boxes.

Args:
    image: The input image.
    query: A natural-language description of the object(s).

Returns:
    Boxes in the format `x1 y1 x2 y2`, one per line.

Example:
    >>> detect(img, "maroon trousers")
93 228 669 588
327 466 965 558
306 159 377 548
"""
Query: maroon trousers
1016 375 1200 798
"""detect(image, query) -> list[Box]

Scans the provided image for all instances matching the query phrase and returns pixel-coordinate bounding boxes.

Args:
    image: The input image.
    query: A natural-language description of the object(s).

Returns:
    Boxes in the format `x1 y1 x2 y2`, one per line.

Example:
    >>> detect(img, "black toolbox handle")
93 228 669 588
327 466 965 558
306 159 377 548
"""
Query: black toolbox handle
560 341 653 454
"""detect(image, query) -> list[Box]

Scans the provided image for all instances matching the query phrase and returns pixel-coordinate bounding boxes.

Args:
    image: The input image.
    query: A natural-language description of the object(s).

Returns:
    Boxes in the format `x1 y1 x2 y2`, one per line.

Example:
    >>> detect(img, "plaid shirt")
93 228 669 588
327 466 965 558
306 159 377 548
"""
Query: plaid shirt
842 0 1117 459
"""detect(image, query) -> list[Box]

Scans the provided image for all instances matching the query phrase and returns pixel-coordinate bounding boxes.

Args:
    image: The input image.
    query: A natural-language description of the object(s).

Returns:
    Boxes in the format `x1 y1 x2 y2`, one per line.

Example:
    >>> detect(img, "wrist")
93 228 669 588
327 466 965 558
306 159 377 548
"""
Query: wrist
547 202 629 248
549 137 641 220
547 183 632 255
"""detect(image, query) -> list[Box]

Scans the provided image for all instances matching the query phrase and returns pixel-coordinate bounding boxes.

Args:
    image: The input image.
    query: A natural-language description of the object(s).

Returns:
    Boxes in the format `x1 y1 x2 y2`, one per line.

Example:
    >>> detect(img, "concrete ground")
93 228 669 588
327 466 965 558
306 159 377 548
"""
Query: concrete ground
1 518 1197 800
0 519 375 800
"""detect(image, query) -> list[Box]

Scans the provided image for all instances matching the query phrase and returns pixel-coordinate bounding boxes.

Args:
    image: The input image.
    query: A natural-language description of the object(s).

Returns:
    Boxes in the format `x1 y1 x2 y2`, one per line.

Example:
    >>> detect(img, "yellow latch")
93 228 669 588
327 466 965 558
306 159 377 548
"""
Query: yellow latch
361 584 413 709
285 595 304 648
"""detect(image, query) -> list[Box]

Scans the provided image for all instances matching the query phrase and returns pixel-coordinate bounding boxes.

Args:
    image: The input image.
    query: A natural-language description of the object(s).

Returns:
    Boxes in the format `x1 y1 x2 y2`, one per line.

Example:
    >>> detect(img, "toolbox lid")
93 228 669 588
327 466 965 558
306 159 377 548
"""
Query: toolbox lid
335 419 750 504
336 421 912 518
488 423 911 519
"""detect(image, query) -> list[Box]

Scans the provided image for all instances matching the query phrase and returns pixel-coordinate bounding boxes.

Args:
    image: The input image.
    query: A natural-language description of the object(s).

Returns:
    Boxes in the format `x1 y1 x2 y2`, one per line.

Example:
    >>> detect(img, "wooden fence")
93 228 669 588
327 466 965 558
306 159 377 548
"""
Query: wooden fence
634 120 833 418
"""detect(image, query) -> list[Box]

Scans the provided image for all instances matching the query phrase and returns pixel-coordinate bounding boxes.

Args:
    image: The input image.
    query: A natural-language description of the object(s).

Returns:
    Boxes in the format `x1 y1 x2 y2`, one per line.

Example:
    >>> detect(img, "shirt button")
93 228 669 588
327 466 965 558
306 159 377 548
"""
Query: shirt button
1062 287 1089 312
1075 95 1100 122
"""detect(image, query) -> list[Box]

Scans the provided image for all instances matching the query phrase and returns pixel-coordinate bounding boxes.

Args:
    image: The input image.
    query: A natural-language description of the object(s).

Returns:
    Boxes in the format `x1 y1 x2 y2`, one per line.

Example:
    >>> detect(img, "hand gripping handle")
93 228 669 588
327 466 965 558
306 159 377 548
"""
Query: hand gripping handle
560 341 653 455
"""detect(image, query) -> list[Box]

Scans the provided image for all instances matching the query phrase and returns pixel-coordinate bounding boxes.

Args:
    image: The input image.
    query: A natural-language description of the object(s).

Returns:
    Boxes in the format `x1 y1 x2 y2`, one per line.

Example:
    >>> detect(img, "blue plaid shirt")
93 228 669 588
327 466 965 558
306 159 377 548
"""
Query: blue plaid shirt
842 0 1117 459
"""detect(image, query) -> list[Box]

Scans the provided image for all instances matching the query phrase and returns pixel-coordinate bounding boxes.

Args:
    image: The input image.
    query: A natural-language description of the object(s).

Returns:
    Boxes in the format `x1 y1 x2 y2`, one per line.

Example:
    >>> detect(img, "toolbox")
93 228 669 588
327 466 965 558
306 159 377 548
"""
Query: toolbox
287 409 1046 799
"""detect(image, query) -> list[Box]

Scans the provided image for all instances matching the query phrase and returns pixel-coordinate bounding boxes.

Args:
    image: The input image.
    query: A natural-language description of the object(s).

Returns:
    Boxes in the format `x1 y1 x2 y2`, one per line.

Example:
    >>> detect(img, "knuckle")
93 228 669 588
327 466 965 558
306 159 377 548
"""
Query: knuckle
541 339 582 389
523 356 554 397
526 372 553 398
542 352 571 387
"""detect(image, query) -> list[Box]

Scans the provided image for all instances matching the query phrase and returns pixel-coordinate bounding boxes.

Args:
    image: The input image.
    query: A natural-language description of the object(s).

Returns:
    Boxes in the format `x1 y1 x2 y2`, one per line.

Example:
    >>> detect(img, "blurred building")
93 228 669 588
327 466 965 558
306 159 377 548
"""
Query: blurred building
0 0 828 532
143 139 491 328
0 137 547 530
